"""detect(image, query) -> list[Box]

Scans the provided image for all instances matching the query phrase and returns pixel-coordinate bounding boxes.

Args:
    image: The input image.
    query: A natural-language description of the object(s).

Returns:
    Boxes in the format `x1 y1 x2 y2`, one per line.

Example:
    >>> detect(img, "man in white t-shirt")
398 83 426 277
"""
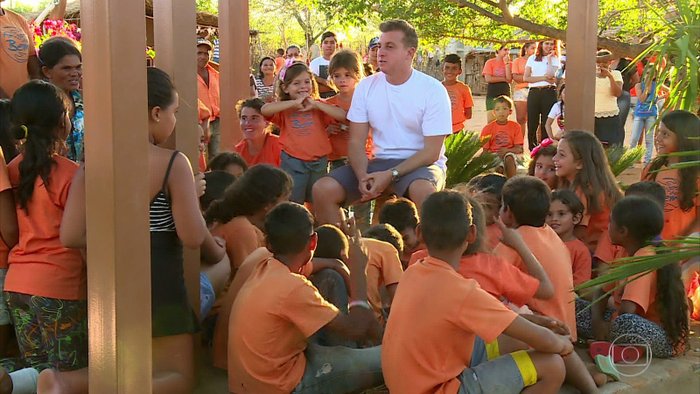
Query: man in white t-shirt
309 31 338 99
312 19 452 226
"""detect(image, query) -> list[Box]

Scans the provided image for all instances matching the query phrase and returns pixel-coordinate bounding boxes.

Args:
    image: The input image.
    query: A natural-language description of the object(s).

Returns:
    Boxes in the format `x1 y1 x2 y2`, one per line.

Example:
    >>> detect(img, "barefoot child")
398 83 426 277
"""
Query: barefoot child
383 191 572 394
480 96 524 178
442 54 473 133
528 138 558 190
262 62 347 204
547 189 591 286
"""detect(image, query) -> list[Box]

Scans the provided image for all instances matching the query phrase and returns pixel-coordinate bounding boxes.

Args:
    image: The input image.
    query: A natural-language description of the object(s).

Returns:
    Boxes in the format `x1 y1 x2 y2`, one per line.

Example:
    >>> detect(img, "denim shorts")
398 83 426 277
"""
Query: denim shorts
280 151 329 204
459 349 537 394
200 272 215 321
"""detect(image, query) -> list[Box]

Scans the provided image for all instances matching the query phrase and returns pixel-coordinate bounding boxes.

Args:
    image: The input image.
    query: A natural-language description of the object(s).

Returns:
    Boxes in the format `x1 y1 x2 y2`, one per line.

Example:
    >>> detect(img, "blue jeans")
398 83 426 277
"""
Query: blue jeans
617 91 632 130
629 116 656 164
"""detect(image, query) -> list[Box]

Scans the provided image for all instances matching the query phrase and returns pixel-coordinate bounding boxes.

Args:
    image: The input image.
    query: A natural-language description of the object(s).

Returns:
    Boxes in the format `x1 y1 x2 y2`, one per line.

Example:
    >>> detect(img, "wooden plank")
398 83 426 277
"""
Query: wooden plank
566 0 599 132
81 0 152 392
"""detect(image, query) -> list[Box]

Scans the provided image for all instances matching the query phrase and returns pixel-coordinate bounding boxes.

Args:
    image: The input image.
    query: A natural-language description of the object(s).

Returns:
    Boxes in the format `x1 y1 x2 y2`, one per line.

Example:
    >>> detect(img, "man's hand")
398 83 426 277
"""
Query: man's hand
361 170 392 201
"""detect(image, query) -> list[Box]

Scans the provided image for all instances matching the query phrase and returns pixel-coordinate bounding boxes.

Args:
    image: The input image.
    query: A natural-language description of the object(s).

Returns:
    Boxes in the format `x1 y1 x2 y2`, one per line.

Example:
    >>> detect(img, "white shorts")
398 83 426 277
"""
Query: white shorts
513 89 529 102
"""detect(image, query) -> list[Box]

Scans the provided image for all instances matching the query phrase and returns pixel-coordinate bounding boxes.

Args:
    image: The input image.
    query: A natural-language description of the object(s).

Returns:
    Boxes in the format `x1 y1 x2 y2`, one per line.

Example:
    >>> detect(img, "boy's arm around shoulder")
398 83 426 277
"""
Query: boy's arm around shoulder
497 220 554 299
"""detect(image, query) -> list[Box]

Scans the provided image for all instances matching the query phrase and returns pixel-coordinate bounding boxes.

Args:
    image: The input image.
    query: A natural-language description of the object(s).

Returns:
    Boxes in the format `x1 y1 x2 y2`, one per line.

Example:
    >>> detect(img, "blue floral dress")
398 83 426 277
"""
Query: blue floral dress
66 90 84 162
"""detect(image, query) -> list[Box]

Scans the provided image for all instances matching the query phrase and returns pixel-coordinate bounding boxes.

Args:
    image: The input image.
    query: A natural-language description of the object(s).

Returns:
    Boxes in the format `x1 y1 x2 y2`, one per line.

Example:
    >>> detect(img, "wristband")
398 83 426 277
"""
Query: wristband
349 300 371 310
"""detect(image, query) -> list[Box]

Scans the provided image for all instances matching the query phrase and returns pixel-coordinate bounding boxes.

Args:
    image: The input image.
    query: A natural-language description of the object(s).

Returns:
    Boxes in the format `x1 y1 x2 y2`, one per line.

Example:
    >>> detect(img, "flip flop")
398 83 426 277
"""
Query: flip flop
595 354 621 382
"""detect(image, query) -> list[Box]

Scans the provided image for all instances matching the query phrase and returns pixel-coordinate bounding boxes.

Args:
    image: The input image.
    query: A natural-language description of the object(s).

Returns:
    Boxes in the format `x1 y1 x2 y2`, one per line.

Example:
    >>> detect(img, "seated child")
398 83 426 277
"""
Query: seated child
378 197 421 268
467 173 507 249
547 189 591 286
577 196 689 359
528 138 558 190
208 152 248 177
382 190 572 394
228 202 383 393
480 95 524 178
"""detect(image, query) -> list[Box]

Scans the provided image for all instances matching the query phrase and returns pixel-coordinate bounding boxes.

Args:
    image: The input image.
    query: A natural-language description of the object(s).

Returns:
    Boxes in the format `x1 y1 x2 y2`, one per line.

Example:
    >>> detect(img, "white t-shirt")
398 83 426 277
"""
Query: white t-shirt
348 69 452 169
594 70 623 117
548 101 563 119
309 56 331 79
526 55 561 88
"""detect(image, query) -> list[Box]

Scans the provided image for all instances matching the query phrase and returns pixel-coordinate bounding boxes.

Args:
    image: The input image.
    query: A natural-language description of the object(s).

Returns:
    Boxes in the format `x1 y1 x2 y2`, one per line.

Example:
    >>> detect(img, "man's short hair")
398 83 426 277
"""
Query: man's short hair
320 31 337 42
443 54 461 66
378 197 419 232
502 176 552 227
379 19 418 50
421 191 473 252
265 202 315 255
363 224 405 255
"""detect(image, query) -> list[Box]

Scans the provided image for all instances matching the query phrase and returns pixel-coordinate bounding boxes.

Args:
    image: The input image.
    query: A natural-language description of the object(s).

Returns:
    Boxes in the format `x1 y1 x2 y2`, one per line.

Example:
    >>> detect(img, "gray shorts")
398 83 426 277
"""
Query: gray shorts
327 158 445 205
281 151 329 204
460 338 535 394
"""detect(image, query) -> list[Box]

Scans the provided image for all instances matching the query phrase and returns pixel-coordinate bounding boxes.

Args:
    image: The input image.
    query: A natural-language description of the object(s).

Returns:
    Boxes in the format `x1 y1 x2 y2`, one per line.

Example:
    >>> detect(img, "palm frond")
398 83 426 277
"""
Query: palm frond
444 131 500 188
605 145 645 177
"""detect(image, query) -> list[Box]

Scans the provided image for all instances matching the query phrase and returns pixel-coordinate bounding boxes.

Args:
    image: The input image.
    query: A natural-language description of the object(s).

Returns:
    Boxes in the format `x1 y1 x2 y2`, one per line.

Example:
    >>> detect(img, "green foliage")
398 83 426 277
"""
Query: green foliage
605 145 645 177
444 131 500 188
634 0 699 114
196 0 218 14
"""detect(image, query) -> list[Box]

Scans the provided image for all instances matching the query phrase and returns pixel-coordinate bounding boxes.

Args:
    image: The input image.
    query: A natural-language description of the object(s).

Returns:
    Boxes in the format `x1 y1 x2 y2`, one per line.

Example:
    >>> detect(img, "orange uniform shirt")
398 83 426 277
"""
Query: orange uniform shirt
0 9 35 97
7 155 85 300
0 149 11 269
197 63 221 120
382 256 518 394
485 223 503 250
211 216 266 369
228 256 339 394
644 165 699 240
480 120 523 153
593 229 627 265
609 247 661 325
443 81 474 133
565 238 592 286
323 94 352 160
234 133 282 167
576 188 611 252
363 238 403 323
512 57 529 91
274 56 285 73
494 225 577 340
408 250 539 307
267 108 333 161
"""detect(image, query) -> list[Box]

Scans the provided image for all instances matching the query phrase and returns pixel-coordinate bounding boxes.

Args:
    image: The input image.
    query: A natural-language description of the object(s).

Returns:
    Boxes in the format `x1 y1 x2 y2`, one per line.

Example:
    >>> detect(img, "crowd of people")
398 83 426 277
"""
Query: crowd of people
1 1 699 392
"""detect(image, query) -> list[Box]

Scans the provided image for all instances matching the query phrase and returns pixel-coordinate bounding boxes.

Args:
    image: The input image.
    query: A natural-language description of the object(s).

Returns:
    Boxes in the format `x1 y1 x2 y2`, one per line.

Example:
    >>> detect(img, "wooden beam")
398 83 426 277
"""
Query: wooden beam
152 0 200 323
81 0 152 392
218 0 250 149
566 0 598 132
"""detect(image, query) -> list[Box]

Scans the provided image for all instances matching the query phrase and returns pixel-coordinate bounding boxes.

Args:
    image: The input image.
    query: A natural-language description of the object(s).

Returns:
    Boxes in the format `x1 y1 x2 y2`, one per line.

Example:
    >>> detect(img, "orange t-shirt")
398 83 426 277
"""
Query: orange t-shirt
228 256 339 394
609 247 661 325
0 9 35 98
274 56 285 73
482 58 507 78
212 216 265 274
485 223 503 250
408 250 539 307
323 94 352 160
575 188 611 252
565 238 592 286
6 154 85 300
267 108 333 161
594 229 627 264
382 256 518 394
512 57 529 91
443 81 474 133
197 99 211 122
197 63 221 120
480 120 523 153
644 165 700 240
494 225 577 340
363 238 403 323
0 149 11 269
234 133 282 167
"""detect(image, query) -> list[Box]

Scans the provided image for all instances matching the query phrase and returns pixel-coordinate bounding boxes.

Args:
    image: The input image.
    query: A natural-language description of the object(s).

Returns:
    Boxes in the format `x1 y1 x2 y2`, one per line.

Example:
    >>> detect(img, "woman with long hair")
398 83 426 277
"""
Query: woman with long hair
524 39 561 151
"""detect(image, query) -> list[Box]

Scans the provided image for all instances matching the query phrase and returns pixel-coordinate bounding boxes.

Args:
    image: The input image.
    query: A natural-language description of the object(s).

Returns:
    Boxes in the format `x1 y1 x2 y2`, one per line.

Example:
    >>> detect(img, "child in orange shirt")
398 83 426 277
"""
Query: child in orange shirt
206 164 293 370
495 176 600 392
0 100 17 358
554 130 623 252
528 138 558 189
228 203 383 393
208 152 248 178
578 196 689 359
234 98 282 168
480 96 524 178
547 189 591 286
467 173 507 249
642 110 699 240
442 54 473 133
378 197 420 268
383 190 571 394
262 62 347 204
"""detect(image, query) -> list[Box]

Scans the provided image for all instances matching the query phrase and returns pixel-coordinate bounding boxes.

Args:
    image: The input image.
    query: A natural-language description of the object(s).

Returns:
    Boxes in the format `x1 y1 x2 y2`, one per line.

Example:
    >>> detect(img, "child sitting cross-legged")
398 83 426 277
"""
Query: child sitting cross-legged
547 189 592 287
383 190 573 394
480 95 524 178
228 203 383 393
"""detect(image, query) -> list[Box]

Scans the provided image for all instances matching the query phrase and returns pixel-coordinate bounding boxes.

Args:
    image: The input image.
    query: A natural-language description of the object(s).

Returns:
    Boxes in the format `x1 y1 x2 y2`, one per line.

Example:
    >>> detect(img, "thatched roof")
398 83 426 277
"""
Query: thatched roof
63 0 219 27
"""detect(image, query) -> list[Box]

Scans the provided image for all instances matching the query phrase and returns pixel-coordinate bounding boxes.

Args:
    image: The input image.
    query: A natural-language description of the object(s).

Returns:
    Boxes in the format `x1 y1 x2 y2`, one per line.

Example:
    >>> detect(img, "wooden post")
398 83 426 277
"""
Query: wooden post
152 0 200 323
218 0 250 149
81 0 152 392
566 0 598 132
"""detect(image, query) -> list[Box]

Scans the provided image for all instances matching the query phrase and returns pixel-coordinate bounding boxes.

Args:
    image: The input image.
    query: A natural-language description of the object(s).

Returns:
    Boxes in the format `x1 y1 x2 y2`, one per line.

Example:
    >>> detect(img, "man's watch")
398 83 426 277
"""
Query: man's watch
390 168 400 182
